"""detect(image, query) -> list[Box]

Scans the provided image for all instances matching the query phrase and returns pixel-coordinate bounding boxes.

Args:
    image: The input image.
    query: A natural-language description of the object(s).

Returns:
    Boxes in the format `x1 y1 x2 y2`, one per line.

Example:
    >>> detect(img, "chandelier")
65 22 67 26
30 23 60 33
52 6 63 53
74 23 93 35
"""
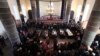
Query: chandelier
46 0 54 15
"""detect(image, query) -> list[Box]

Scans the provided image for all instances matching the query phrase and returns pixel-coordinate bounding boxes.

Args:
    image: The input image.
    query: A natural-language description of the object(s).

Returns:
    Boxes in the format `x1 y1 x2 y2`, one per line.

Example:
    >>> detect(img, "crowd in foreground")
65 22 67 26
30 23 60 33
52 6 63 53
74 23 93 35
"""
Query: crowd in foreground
0 19 100 56
14 19 100 56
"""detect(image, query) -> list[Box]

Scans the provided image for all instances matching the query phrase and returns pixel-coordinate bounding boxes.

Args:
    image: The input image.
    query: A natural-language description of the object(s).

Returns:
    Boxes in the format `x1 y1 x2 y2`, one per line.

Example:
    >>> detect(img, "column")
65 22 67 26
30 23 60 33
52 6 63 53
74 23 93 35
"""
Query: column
82 0 100 46
66 0 72 23
0 0 21 45
81 0 95 29
81 0 87 12
30 0 37 21
36 0 40 19
60 0 67 19
16 0 22 12
70 10 74 19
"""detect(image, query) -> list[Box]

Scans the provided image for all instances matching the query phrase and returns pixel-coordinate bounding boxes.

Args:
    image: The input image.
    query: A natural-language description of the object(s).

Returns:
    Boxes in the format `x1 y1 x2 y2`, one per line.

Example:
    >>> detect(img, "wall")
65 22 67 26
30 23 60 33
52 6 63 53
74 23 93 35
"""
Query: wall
20 0 29 22
25 0 32 11
7 0 21 20
24 0 82 19
7 0 95 25
71 0 96 29
7 0 30 22
71 0 78 18
71 0 84 22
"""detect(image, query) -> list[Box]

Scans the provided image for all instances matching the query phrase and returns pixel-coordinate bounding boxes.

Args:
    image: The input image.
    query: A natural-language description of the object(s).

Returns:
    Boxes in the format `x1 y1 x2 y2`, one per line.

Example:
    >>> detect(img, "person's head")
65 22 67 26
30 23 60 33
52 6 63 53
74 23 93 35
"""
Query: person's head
80 43 88 50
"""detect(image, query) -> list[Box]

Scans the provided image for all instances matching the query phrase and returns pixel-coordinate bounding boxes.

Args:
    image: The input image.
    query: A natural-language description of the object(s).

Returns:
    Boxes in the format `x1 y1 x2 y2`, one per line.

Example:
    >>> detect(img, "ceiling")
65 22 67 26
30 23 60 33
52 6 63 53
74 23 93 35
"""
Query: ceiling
40 0 61 2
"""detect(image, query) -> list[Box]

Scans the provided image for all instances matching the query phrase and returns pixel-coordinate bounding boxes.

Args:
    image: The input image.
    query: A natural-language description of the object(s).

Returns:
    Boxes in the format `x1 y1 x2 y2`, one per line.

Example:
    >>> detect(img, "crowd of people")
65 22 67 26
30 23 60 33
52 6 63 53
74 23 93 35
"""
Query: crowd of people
0 36 6 56
0 18 99 56
13 19 100 56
